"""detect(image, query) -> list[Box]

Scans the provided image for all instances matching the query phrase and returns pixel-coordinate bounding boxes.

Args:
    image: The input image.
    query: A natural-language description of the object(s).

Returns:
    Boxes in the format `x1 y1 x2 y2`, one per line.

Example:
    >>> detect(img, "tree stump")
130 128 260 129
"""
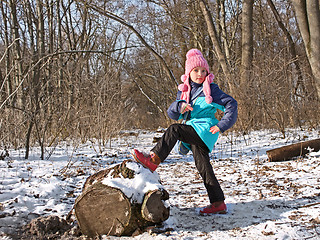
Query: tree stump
73 160 170 237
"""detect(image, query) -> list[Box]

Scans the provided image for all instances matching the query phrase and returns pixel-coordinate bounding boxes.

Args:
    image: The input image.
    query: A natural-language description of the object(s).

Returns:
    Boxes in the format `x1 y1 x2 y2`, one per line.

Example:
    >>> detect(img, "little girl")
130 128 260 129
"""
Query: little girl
132 49 238 215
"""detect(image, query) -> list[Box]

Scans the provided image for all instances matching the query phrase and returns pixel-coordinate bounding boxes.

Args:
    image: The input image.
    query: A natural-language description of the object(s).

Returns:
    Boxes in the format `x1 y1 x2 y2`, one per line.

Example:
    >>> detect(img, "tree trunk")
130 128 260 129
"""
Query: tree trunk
74 160 170 237
199 0 234 94
267 138 320 162
24 120 34 159
219 0 231 61
56 0 64 89
291 0 320 100
9 0 23 106
0 1 13 98
240 0 253 87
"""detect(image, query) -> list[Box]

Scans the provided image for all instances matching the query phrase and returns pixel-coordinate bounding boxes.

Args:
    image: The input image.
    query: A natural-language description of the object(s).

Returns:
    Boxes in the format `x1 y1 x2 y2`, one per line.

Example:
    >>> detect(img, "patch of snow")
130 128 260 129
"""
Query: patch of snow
101 161 163 203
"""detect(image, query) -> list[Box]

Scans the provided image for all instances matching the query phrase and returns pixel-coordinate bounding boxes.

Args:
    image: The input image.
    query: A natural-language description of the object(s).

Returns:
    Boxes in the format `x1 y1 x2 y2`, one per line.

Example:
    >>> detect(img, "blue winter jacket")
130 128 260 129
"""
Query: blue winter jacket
167 81 238 152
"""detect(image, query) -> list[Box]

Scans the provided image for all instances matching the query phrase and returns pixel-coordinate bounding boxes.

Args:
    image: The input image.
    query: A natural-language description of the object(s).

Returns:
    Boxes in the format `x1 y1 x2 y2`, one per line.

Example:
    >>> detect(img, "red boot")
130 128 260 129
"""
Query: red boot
131 149 161 172
200 202 227 215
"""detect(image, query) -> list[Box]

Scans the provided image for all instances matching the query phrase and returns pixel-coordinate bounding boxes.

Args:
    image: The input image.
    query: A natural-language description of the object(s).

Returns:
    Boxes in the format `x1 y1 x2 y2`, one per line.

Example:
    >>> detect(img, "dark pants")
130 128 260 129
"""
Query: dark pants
151 123 225 203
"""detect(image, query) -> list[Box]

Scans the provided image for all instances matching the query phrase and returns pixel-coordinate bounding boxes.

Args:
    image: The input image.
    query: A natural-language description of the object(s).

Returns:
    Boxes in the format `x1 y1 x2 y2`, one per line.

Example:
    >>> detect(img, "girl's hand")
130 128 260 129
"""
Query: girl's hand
180 102 193 114
210 126 220 134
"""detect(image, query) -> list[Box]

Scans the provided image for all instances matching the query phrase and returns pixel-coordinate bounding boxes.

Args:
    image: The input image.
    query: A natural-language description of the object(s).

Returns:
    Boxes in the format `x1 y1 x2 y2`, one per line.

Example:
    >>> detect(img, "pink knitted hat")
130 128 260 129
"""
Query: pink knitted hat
178 49 214 104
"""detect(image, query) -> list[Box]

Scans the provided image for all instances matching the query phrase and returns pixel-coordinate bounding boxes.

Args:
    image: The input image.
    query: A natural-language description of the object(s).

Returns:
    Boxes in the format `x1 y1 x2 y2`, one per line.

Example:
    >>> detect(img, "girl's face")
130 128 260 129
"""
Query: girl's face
190 67 207 84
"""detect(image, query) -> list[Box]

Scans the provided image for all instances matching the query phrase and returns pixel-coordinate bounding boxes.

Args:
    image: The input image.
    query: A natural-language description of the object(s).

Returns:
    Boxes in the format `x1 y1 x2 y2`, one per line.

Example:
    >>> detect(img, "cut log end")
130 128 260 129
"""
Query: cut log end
141 189 170 223
74 183 131 237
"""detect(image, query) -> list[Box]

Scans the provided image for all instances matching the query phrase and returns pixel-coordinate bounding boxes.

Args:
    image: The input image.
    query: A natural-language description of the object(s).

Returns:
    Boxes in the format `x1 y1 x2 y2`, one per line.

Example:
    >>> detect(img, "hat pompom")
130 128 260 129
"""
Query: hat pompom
181 74 188 82
178 84 188 92
186 49 203 59
205 96 213 104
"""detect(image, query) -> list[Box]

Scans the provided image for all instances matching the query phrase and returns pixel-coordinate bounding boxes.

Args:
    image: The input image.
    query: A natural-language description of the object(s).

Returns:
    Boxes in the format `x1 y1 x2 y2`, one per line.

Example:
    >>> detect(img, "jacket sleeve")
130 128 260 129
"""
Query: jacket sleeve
167 91 186 120
211 83 238 133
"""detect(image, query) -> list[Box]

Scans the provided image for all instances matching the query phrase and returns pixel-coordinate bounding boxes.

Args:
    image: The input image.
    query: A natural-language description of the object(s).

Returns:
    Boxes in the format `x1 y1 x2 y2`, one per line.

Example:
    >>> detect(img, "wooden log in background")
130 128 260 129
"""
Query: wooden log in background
267 138 320 162
73 160 170 237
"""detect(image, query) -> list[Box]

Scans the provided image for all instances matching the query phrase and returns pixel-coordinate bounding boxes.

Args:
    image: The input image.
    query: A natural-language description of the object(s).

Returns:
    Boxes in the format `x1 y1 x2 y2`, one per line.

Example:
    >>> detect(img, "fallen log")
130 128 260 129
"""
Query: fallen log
267 138 320 162
73 160 169 237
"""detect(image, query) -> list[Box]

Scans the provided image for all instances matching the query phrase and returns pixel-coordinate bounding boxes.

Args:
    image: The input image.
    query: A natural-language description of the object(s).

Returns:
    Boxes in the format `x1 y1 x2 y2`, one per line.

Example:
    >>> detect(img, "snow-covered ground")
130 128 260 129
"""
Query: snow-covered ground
0 127 320 239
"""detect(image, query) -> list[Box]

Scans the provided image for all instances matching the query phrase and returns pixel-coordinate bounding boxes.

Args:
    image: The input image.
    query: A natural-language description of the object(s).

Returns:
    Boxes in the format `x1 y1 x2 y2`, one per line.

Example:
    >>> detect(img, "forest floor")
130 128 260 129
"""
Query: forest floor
0 127 320 239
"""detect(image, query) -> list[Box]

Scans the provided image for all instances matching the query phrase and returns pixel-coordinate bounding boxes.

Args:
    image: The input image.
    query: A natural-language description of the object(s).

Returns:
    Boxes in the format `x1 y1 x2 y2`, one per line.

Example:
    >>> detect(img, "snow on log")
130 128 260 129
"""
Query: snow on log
267 138 320 162
73 160 170 237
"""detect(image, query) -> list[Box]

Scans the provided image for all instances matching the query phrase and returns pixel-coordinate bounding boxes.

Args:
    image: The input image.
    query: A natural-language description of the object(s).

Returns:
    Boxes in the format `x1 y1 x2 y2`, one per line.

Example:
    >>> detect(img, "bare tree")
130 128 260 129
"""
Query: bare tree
0 1 13 98
199 0 233 93
291 0 320 100
240 0 253 87
9 0 23 106
77 0 177 86
267 0 305 96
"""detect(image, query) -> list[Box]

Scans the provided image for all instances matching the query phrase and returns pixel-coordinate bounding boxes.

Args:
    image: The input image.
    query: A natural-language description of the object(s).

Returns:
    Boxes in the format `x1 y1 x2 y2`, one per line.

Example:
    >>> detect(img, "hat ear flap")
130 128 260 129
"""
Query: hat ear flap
203 74 213 104
179 74 189 91
179 76 191 103
206 73 214 84
205 95 213 104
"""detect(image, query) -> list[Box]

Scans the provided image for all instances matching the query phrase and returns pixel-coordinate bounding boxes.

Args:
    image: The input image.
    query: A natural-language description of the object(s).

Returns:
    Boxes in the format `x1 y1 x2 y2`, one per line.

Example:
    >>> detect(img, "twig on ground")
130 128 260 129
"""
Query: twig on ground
298 202 320 208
